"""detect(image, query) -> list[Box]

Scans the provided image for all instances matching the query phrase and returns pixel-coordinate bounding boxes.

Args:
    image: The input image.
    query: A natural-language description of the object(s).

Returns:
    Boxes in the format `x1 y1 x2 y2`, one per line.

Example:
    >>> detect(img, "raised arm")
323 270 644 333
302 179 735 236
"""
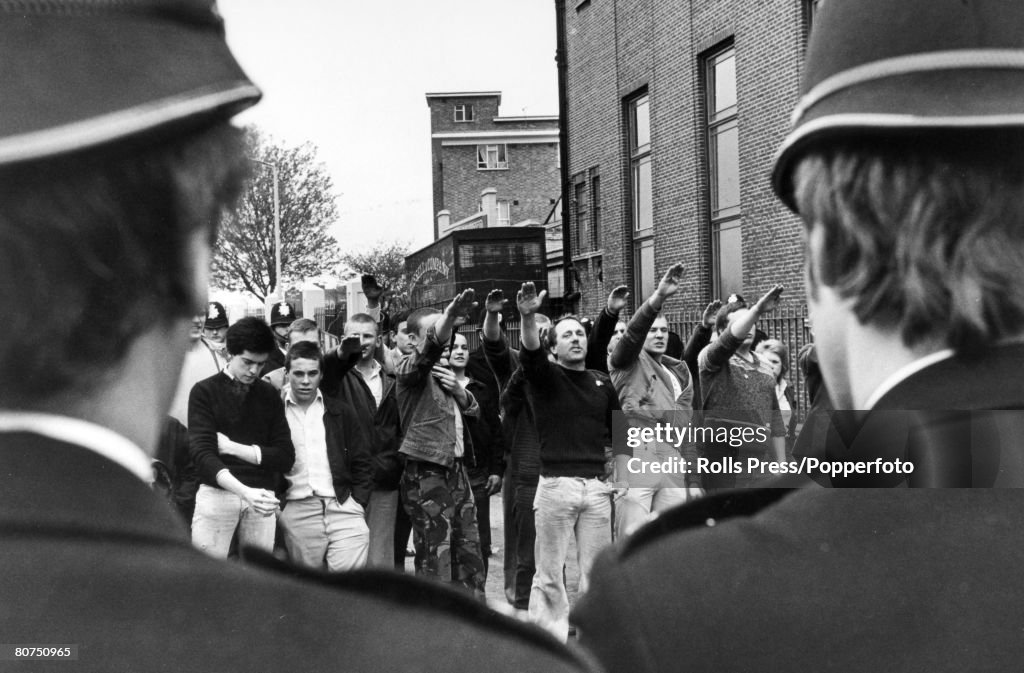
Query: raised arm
435 289 477 345
481 288 506 343
700 286 784 372
517 282 547 352
729 284 784 342
586 285 629 371
610 263 684 370
322 335 363 395
683 300 721 369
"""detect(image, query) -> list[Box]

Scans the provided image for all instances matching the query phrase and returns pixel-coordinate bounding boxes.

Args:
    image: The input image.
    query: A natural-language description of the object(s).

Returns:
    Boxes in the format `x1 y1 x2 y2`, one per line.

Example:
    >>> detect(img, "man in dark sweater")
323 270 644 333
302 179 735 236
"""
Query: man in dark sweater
189 317 295 559
516 282 620 642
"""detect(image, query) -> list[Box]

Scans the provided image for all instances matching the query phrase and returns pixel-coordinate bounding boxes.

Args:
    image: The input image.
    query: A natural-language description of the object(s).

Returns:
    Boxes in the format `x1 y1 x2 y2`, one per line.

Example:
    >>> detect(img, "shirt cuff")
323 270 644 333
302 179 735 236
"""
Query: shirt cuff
253 445 262 465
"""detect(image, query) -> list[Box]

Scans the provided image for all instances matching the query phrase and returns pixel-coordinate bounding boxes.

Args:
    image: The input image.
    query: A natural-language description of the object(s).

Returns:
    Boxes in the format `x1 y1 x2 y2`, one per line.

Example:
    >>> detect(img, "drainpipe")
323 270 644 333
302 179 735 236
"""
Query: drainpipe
554 0 575 312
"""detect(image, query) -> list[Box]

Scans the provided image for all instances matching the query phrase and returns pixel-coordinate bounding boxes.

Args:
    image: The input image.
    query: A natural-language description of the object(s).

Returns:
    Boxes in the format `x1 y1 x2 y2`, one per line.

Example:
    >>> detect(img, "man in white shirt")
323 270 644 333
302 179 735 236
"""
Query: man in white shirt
280 341 373 571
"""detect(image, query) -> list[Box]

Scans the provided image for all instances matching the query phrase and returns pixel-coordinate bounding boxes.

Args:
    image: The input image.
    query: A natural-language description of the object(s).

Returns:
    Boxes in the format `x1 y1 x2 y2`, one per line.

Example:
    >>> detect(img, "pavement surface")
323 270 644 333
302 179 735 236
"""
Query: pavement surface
404 492 583 615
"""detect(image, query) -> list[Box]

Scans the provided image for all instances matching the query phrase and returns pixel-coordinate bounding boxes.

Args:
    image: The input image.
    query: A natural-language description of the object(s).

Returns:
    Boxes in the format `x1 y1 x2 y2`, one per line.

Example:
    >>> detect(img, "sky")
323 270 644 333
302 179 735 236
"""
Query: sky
217 0 560 256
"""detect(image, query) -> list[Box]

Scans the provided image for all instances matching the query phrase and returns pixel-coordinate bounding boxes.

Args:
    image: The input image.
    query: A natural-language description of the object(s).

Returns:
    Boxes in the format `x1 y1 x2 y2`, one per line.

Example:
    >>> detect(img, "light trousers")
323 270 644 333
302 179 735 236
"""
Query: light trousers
191 484 276 559
529 476 612 641
280 494 368 572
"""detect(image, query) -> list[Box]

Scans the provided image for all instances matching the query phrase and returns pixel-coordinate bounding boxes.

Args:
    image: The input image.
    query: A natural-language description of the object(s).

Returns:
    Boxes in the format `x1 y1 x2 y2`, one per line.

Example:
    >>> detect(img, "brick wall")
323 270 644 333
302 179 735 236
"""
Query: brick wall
428 94 503 134
427 93 560 232
440 142 560 225
563 0 809 319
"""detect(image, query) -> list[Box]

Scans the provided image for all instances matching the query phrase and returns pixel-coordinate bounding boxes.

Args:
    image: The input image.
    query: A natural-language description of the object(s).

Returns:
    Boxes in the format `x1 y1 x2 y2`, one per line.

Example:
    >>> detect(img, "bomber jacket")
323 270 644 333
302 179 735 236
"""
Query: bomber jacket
283 392 374 508
463 376 505 479
609 300 700 484
396 325 480 468
323 352 405 490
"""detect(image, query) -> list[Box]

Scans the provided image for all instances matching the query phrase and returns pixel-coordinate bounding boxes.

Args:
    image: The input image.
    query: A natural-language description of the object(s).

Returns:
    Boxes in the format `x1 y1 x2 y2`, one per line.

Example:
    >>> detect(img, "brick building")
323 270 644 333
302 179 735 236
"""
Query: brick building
558 0 818 317
425 91 561 239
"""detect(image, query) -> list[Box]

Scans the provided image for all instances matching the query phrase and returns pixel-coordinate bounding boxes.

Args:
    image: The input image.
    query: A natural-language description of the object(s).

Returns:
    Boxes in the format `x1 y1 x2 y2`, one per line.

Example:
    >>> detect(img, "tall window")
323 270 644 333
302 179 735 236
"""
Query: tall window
571 173 587 253
497 200 511 227
454 104 475 122
590 170 601 251
706 46 742 297
477 144 508 170
628 93 655 300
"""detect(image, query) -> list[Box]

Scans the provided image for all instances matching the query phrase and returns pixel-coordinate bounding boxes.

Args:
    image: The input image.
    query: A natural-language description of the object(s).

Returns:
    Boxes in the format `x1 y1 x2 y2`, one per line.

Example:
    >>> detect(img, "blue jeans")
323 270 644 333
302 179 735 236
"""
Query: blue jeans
191 484 276 559
529 476 613 641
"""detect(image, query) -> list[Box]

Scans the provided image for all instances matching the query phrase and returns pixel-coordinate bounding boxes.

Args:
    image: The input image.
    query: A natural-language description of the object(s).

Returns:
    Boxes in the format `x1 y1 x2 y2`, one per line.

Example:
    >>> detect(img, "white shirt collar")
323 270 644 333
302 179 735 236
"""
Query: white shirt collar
286 387 325 408
354 358 382 379
862 348 955 409
0 411 153 483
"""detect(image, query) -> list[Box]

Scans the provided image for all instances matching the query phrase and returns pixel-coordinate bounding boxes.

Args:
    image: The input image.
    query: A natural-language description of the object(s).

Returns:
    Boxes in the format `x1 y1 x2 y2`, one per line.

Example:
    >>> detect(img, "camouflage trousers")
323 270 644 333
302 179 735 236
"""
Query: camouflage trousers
401 458 486 598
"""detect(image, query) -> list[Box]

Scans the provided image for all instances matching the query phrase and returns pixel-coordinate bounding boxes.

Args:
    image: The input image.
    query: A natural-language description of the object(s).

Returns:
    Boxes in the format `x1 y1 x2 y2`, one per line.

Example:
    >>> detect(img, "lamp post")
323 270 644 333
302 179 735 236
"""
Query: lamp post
248 157 281 300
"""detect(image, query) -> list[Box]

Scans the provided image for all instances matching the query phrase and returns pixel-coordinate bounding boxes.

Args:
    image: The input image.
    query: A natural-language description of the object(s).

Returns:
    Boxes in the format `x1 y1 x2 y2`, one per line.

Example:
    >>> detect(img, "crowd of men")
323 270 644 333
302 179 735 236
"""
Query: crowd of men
144 254 814 649
4 0 1024 671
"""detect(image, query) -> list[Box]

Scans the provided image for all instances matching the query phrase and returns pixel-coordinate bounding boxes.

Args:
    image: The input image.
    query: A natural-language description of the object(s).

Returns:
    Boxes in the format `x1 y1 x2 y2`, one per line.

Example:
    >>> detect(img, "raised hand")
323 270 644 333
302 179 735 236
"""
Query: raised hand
339 335 363 362
754 284 785 315
655 262 685 300
485 288 507 314
361 274 385 303
517 282 547 317
606 285 630 314
446 288 477 320
702 299 723 327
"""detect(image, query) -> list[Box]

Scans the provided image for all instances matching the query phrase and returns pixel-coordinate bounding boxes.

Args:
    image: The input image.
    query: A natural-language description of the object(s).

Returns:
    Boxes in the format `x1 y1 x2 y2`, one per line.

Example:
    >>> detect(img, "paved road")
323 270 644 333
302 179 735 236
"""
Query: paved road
405 493 582 615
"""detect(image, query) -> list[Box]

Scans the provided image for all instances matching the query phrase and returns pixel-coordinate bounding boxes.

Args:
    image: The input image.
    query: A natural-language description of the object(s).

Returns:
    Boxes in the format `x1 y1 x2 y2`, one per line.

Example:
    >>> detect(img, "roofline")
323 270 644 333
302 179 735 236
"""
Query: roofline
431 130 559 139
425 91 502 102
494 115 559 122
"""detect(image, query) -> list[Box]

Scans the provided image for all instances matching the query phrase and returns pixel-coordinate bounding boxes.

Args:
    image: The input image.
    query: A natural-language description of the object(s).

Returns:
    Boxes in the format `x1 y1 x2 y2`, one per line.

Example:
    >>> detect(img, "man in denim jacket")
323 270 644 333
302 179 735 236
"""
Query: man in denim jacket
396 290 486 597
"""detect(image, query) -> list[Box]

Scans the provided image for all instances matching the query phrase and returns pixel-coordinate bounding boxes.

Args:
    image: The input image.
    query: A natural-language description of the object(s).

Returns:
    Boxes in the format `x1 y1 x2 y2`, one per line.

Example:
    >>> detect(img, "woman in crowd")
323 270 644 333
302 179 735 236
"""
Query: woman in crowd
697 286 787 489
756 339 798 458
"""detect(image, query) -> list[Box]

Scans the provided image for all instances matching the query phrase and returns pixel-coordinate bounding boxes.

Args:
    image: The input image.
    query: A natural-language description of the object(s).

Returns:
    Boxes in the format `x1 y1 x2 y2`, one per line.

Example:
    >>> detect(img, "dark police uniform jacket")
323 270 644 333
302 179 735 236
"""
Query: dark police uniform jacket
0 432 600 673
572 342 1024 673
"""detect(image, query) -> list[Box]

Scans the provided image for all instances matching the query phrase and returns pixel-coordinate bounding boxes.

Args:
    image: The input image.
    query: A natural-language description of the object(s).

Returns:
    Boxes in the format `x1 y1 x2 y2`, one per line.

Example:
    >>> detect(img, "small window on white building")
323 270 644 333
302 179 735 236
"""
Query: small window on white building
454 104 475 122
477 144 508 170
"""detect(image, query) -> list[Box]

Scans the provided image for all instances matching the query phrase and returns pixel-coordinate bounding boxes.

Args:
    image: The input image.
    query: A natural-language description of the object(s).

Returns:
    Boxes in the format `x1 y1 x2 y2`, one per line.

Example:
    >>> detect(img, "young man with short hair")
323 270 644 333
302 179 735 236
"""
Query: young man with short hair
188 317 295 558
262 317 321 391
396 292 486 596
324 313 404 569
280 340 372 571
608 263 701 537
